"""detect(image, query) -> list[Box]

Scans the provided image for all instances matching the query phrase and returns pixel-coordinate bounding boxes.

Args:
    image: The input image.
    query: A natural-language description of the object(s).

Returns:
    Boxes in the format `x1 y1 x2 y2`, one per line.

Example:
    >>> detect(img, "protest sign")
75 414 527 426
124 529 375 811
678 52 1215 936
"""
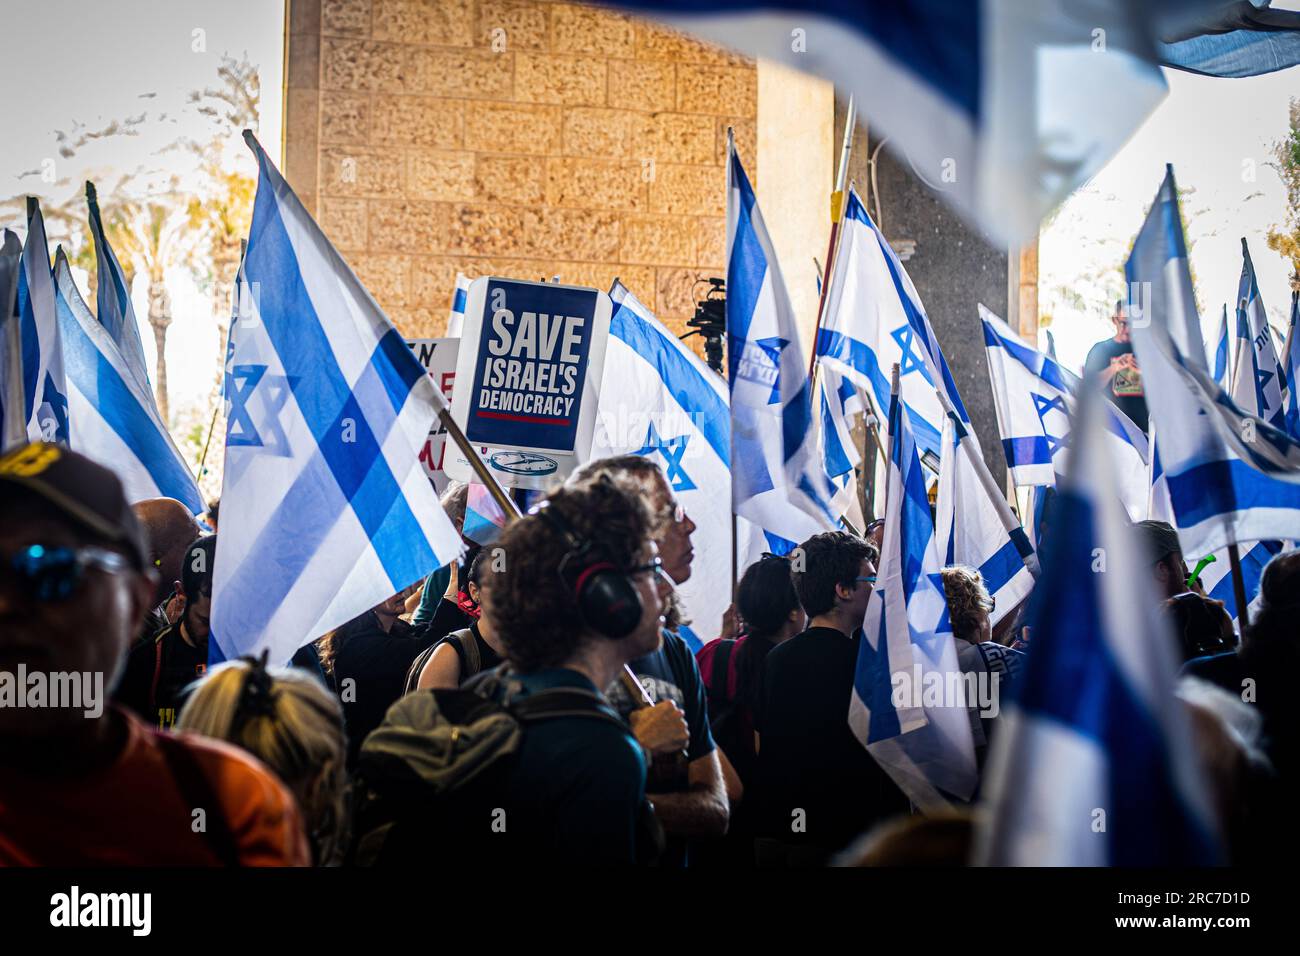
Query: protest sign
445 277 611 489
405 337 458 493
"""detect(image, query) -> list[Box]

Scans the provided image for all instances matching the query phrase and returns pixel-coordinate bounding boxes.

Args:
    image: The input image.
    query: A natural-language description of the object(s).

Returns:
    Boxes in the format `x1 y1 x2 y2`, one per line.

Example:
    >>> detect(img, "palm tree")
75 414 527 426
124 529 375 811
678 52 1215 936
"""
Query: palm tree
107 192 193 423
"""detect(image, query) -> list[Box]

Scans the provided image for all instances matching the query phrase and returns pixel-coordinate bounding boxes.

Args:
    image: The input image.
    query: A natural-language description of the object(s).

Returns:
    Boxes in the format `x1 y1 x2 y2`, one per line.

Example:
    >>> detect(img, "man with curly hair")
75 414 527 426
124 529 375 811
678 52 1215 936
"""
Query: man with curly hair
483 475 673 864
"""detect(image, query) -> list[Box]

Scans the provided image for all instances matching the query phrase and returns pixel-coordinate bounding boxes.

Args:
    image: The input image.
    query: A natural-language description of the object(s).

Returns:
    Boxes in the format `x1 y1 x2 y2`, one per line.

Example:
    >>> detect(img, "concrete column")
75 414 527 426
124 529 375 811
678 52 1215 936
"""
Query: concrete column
283 0 321 217
755 60 834 356
871 143 1011 486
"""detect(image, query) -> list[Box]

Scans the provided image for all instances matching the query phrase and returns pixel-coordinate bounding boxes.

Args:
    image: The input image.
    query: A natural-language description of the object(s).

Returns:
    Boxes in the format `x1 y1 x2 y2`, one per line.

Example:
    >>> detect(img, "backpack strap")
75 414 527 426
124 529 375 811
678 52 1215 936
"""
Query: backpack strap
453 627 481 681
154 732 242 866
509 686 628 732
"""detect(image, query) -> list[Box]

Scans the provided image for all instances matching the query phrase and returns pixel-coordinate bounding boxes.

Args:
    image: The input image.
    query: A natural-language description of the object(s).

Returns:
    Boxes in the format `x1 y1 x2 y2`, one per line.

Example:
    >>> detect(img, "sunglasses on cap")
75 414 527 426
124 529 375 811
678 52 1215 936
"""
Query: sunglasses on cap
4 544 134 603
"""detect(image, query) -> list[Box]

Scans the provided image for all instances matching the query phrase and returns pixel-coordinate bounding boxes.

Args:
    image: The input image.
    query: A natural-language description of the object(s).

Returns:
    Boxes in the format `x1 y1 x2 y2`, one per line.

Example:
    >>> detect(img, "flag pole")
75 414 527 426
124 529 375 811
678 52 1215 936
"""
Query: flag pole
727 125 740 605
1227 542 1251 631
430 388 521 522
807 95 857 380
934 386 1039 576
429 365 650 702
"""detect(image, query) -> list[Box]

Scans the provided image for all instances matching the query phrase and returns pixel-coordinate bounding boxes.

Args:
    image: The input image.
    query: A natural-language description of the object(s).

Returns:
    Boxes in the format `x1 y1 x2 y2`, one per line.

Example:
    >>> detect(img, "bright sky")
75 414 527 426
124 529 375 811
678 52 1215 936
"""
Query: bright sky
0 0 284 420
1040 51 1300 374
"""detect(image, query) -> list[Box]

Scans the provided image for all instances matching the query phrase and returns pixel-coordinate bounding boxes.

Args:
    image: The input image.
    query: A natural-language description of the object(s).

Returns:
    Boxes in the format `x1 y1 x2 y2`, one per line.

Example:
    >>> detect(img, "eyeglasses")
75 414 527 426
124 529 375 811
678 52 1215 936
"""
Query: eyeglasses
856 575 877 585
670 503 688 525
4 544 134 602
629 556 667 581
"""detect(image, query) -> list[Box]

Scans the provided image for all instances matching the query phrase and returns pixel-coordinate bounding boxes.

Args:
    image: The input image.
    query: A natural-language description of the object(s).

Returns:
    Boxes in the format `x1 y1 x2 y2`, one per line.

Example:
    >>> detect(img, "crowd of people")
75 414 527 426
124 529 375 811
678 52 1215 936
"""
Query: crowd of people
0 436 1296 867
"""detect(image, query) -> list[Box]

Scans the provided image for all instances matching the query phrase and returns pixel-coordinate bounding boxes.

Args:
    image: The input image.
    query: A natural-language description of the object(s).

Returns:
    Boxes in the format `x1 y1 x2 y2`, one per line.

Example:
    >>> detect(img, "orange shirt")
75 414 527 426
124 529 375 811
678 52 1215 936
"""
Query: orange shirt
0 707 310 866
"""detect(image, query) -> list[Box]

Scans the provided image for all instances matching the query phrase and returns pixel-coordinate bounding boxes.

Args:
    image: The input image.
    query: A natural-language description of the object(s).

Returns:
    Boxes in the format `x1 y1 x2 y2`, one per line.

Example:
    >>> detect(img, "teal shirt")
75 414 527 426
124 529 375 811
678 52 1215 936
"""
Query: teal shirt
505 668 648 864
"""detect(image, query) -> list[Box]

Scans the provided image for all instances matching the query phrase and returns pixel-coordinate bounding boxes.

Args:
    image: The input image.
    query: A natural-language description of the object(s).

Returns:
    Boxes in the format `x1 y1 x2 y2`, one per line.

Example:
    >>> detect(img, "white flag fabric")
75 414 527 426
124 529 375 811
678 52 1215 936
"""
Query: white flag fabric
817 363 864 522
1230 239 1286 429
726 141 836 548
16 199 69 445
934 403 1037 628
818 187 968 462
1211 303 1231 390
603 0 1210 245
850 380 977 808
85 181 150 392
211 132 463 665
1127 166 1300 558
446 272 469 338
53 250 203 513
1286 292 1300 439
976 377 1222 865
591 281 733 651
981 304 1151 520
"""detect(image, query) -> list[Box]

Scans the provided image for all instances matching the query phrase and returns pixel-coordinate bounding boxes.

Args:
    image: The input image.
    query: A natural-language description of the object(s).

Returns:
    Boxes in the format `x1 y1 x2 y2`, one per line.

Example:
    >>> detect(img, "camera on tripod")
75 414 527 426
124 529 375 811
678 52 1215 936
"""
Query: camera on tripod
683 277 726 375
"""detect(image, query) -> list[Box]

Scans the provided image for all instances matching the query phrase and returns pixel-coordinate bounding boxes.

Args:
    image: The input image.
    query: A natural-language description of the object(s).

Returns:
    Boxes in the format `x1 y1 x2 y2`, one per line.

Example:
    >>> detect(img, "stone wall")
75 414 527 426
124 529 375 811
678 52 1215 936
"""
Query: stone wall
285 0 757 342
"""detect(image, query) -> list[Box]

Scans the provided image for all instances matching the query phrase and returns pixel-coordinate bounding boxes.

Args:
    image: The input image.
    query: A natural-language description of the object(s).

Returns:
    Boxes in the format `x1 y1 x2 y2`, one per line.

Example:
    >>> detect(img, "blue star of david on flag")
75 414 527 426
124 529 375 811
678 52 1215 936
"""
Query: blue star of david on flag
751 336 788 404
891 326 926 377
227 364 267 447
635 421 696 492
1257 367 1275 413
1031 391 1069 459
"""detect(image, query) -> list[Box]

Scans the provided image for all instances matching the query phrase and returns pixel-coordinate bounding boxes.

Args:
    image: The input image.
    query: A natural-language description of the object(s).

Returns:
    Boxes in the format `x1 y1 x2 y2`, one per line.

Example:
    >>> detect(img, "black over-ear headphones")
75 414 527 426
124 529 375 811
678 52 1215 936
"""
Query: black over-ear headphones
531 500 643 639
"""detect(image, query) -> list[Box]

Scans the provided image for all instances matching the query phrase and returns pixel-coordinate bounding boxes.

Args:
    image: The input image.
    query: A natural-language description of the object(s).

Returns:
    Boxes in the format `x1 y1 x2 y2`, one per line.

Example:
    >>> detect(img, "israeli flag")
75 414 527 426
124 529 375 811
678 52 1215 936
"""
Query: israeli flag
1285 292 1300 440
981 305 1151 520
1211 303 1231 390
726 141 835 545
1231 239 1286 429
849 376 977 808
16 198 69 444
976 378 1222 866
1159 1 1300 78
0 229 24 450
591 281 734 652
211 132 463 666
612 0 1192 244
1127 166 1300 559
818 187 968 461
52 249 203 513
934 403 1037 629
1197 539 1282 625
817 363 864 521
446 272 469 338
85 182 150 392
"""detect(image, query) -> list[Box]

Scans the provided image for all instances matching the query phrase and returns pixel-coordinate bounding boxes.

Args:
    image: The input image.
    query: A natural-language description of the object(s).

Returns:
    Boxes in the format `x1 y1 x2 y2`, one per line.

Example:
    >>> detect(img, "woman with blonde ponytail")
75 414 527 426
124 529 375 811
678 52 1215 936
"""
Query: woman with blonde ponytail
177 658 350 866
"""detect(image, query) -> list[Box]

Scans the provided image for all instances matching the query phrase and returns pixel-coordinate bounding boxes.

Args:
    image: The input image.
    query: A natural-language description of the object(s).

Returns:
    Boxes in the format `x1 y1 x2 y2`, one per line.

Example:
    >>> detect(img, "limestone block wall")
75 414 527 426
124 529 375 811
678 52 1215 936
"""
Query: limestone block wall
285 0 757 342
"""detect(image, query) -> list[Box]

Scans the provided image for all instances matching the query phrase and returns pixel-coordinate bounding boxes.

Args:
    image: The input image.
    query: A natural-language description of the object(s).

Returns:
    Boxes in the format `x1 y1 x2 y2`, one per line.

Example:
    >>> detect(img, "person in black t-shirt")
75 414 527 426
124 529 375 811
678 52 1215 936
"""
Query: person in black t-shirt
755 531 909 865
1083 300 1148 431
117 535 216 730
319 584 434 768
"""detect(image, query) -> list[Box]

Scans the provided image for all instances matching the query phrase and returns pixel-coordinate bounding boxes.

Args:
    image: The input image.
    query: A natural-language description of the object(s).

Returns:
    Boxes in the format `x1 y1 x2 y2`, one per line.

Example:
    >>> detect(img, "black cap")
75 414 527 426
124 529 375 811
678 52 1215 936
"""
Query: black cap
0 443 148 570
1134 520 1183 566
